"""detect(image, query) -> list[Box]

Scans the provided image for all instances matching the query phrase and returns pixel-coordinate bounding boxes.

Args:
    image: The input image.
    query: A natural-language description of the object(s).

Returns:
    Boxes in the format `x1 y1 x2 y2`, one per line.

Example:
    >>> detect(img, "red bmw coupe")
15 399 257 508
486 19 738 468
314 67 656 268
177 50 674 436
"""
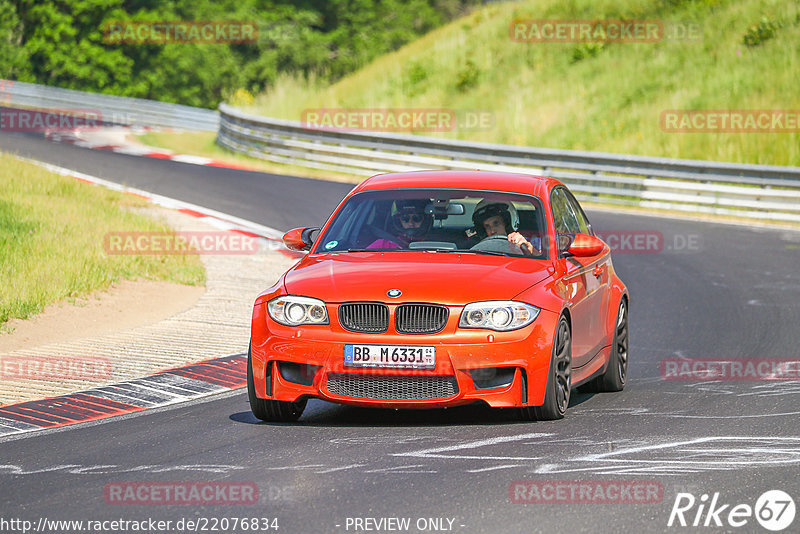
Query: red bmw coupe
248 171 628 421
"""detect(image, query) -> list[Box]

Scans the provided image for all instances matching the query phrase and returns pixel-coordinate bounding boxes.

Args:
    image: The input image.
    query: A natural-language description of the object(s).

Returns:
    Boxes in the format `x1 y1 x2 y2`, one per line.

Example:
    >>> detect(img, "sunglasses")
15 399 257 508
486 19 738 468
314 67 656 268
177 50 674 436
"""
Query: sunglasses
400 214 423 224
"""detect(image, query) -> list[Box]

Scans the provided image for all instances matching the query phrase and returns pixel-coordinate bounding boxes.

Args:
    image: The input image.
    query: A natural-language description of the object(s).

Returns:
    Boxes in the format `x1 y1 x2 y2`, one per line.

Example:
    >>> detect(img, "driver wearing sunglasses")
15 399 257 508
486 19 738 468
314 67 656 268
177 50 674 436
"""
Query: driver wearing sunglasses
399 212 424 225
367 200 433 249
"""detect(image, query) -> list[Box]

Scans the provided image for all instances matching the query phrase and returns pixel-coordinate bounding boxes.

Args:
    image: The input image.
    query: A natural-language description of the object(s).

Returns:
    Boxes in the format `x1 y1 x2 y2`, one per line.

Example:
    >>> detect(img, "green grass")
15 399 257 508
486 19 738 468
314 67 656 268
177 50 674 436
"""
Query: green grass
0 153 205 325
242 0 800 166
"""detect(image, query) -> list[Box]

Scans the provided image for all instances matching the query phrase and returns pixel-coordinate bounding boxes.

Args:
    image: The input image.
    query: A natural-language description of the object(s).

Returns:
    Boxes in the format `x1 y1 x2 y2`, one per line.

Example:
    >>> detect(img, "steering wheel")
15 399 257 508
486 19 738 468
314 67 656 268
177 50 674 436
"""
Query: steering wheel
470 234 525 255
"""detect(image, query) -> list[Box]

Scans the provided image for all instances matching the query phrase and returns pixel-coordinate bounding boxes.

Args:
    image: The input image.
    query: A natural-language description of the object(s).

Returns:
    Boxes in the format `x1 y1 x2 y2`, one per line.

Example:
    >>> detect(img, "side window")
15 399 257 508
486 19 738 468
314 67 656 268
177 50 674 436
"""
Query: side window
563 190 591 235
550 188 581 234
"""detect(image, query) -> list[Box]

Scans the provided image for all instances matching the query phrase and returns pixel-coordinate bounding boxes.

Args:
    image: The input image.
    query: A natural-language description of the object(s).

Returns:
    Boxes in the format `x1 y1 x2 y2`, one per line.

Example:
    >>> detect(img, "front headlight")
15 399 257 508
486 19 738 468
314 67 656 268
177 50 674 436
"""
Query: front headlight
268 296 329 326
459 301 540 331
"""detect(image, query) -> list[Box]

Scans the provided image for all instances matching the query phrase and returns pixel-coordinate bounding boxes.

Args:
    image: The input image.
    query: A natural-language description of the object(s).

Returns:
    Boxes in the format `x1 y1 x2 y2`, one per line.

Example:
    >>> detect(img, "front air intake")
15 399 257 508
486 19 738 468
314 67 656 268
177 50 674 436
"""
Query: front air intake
326 374 458 400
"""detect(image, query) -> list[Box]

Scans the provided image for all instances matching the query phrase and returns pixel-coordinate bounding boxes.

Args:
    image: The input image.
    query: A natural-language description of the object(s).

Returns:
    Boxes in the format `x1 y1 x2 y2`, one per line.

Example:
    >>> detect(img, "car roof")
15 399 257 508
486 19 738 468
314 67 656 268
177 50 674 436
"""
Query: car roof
352 170 561 197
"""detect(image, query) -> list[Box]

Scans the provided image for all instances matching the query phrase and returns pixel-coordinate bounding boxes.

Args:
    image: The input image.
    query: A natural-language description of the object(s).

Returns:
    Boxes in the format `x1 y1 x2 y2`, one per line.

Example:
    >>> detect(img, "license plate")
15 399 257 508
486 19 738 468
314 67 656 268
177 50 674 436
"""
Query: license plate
344 344 435 368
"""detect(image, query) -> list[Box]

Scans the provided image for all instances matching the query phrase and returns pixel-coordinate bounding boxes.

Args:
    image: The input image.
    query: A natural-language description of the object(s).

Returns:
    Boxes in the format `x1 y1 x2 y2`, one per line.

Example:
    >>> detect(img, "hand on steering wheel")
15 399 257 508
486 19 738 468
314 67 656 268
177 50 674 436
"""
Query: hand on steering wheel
507 232 535 256
471 234 525 255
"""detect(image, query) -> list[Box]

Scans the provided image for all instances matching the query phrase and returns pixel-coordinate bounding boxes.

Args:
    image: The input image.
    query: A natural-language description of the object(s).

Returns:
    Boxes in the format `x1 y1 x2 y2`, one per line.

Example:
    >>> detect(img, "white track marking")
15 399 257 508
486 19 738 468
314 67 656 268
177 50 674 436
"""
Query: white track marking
364 465 437 474
170 155 214 165
0 464 245 475
392 432 552 460
534 436 800 475
314 464 368 474
466 464 522 473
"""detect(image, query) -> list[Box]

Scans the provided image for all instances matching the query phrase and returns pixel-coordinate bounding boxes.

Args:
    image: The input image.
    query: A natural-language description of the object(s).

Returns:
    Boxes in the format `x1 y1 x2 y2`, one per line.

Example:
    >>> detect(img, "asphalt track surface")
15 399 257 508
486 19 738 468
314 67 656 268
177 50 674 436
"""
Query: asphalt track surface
2 131 800 533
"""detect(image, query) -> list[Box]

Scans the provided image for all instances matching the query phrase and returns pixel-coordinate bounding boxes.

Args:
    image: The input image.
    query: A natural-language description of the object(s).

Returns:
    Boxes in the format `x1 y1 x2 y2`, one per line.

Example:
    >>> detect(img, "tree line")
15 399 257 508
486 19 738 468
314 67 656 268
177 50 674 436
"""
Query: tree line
0 0 481 108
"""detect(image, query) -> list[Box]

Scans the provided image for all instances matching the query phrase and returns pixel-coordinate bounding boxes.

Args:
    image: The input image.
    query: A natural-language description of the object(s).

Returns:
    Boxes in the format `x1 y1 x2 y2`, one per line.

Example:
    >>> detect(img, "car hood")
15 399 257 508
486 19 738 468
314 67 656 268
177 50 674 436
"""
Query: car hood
283 252 553 305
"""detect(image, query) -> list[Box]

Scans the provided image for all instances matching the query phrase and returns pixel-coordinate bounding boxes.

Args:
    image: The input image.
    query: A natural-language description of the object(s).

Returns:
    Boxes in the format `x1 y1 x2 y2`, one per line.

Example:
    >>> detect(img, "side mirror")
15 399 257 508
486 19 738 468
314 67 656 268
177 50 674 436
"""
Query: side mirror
282 227 320 252
565 233 606 257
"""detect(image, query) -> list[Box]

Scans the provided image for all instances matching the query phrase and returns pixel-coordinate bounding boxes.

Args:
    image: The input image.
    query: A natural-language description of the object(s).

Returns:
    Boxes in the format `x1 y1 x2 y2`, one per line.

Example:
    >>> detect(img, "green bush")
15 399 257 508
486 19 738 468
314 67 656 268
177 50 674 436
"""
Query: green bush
571 42 605 63
742 16 782 46
402 60 430 97
455 59 480 93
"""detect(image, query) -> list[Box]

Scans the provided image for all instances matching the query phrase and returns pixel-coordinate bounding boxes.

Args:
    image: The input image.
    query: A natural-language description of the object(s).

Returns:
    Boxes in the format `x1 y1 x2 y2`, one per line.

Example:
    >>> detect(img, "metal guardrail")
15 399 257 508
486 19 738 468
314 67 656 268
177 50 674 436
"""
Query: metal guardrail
218 103 800 223
0 79 218 131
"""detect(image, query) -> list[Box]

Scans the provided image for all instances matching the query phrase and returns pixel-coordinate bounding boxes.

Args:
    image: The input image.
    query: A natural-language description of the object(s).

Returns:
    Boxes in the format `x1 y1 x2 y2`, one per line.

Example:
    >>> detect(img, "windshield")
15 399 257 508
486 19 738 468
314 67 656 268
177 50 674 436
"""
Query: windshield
314 189 549 259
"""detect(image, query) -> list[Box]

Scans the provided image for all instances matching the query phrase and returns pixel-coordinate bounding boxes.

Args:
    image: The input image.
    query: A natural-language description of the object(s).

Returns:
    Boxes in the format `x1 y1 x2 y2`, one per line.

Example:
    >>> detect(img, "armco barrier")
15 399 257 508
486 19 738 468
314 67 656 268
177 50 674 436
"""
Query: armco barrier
0 79 217 131
217 103 800 223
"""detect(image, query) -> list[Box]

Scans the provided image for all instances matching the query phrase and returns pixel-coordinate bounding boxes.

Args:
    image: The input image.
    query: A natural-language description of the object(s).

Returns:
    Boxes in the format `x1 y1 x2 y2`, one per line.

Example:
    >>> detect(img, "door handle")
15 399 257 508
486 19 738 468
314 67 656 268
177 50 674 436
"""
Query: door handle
592 265 603 278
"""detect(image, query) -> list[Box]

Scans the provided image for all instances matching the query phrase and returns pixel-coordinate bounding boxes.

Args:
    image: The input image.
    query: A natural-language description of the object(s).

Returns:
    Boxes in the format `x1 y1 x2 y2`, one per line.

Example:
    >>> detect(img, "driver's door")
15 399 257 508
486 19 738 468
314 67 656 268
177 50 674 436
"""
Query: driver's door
551 188 607 368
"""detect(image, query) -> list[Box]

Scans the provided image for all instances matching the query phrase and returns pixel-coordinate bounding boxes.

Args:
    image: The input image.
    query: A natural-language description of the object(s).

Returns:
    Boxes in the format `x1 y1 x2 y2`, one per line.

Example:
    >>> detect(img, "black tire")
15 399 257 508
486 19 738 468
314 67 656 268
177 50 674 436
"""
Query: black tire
247 346 306 422
519 316 571 421
583 298 628 393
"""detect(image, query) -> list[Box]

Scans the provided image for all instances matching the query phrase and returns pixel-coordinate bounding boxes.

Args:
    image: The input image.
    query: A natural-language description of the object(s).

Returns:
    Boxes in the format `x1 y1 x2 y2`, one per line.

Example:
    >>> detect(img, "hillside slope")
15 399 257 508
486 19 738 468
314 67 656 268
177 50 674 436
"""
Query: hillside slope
246 0 800 166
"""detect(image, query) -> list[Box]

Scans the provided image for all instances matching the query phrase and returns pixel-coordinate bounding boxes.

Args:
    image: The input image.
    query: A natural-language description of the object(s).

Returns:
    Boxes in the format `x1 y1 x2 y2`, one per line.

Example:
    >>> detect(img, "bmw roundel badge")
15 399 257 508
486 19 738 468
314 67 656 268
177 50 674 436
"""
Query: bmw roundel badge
387 289 402 298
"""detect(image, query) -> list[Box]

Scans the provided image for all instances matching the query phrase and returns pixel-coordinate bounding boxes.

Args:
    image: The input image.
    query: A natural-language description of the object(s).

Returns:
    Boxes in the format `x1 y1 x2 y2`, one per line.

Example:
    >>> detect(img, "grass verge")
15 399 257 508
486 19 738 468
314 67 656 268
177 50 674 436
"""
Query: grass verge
0 152 205 326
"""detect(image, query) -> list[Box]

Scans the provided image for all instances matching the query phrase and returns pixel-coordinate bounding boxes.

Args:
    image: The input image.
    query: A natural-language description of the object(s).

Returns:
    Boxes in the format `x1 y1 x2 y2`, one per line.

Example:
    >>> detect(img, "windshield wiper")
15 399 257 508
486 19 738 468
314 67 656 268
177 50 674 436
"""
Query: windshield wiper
340 248 509 255
438 249 510 256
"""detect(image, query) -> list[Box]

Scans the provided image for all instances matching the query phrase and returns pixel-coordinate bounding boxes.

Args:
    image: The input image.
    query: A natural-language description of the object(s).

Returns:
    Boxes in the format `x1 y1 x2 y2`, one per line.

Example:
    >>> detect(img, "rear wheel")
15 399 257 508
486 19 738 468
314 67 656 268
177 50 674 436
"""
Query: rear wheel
247 346 306 422
519 316 571 421
583 298 628 393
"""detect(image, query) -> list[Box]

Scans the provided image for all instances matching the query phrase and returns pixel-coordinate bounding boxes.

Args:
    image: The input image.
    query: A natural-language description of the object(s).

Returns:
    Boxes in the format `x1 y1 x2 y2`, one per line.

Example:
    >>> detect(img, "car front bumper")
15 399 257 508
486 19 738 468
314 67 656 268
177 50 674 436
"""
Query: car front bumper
250 303 559 409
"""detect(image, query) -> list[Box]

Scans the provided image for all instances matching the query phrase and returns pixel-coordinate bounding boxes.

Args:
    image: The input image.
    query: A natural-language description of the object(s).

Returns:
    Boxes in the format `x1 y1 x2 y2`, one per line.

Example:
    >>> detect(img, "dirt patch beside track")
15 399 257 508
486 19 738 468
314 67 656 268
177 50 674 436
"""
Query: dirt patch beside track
0 280 204 353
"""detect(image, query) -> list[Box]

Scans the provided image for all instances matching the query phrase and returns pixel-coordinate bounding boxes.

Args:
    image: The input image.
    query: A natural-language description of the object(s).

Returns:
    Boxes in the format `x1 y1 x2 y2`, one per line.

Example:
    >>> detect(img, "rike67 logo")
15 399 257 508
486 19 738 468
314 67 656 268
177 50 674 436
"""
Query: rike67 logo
668 490 796 531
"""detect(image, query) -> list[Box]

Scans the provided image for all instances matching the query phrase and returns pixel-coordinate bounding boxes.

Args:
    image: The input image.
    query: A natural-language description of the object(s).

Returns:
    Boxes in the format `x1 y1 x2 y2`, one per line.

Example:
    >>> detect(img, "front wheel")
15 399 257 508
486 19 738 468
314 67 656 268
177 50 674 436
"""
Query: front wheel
247 346 306 422
519 316 571 421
